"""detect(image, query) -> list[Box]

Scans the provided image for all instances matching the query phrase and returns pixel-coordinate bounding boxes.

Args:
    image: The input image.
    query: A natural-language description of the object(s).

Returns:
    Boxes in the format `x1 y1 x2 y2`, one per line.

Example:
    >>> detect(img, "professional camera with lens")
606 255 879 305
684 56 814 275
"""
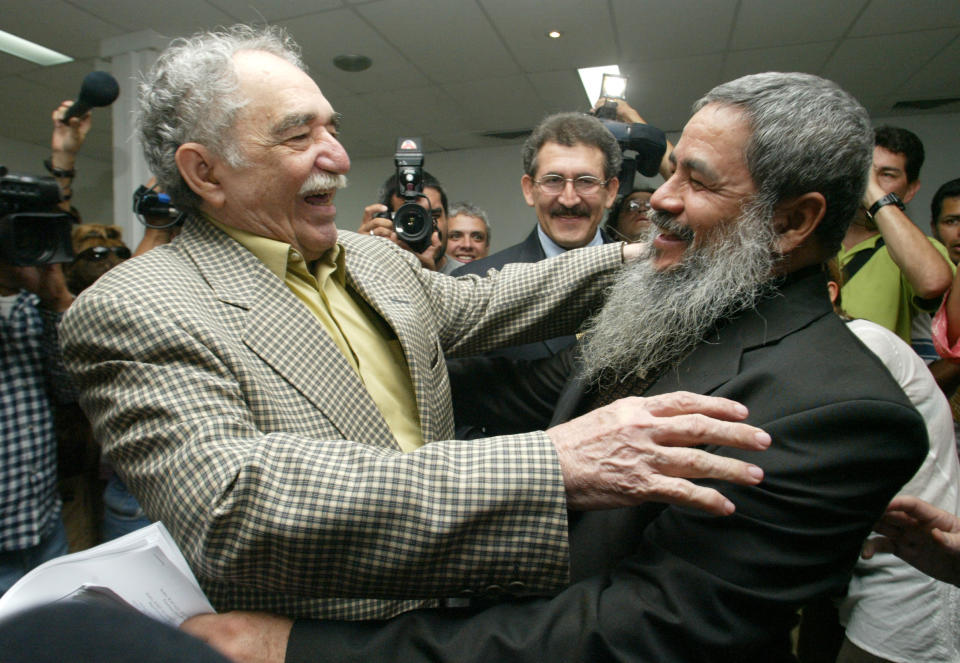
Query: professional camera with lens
0 166 75 266
593 102 667 198
376 137 435 253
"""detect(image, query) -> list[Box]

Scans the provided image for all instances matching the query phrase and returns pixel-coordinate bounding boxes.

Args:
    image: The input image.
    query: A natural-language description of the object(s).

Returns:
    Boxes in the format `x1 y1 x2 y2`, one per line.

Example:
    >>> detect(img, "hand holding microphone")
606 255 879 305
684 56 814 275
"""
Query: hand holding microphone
59 71 120 123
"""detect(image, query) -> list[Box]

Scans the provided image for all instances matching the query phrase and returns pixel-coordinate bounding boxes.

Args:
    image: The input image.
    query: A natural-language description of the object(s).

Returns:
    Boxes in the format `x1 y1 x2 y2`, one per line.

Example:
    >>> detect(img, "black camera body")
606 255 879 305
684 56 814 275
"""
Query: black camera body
0 167 75 266
133 185 183 228
594 102 667 198
377 137 435 254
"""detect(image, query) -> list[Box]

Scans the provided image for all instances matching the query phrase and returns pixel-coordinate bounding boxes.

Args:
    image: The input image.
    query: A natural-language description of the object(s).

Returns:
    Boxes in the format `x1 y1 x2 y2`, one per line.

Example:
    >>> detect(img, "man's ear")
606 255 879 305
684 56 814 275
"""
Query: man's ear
603 177 620 209
521 174 536 206
175 142 226 208
773 191 826 255
903 179 921 204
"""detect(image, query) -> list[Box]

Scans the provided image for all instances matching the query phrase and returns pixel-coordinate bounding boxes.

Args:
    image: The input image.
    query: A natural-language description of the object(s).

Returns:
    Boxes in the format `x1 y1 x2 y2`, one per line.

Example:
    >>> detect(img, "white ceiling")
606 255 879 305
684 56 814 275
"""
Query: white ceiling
2 0 959 163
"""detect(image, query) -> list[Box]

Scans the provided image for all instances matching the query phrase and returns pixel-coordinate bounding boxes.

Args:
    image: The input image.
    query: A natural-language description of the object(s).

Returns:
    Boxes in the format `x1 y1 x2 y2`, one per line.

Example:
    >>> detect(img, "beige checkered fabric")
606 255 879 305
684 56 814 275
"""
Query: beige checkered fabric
60 218 623 619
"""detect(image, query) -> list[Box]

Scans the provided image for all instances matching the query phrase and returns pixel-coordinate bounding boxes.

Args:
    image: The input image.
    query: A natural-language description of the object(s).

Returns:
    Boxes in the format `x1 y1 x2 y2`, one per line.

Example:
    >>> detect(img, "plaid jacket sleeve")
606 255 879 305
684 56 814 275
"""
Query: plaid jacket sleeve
59 222 621 619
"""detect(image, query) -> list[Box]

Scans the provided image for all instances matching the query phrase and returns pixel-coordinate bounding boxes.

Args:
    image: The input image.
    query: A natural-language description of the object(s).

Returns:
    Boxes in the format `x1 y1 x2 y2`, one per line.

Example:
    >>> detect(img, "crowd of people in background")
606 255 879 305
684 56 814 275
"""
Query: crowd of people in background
3 22 960 663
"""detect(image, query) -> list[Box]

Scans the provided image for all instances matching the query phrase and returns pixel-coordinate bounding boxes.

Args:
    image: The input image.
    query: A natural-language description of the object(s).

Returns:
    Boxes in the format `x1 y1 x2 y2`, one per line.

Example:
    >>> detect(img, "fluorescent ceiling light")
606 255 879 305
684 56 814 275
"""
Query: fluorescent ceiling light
0 29 73 66
578 65 620 107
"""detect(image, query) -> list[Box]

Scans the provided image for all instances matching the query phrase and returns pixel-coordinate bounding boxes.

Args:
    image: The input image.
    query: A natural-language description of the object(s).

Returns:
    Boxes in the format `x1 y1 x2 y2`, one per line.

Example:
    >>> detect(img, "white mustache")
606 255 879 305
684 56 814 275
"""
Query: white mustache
299 172 348 196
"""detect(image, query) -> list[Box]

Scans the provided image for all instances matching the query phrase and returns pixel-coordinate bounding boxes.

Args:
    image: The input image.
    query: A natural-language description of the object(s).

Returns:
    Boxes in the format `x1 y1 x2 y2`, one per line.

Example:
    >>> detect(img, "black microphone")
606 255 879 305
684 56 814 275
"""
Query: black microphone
61 71 120 122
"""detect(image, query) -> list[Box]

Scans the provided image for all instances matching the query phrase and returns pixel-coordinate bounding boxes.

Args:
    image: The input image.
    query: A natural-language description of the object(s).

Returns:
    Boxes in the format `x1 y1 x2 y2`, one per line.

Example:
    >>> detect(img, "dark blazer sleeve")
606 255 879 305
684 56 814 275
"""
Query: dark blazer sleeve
285 394 927 662
447 345 577 435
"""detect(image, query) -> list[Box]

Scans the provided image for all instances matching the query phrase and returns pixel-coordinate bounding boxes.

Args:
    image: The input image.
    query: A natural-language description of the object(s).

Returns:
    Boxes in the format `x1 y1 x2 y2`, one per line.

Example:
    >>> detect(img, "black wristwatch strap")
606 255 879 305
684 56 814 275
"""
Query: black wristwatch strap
867 192 905 218
43 158 75 179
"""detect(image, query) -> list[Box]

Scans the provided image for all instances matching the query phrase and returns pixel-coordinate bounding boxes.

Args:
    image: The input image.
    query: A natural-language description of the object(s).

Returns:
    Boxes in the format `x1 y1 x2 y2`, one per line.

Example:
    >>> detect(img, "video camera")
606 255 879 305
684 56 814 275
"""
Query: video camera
593 101 667 198
376 137 435 253
133 184 183 229
0 167 75 266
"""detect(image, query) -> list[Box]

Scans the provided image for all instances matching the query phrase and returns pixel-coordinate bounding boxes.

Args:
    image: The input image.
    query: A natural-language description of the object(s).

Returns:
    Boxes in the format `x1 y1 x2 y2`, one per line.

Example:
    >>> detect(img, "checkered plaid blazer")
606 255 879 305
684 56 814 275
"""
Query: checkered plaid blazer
60 218 623 619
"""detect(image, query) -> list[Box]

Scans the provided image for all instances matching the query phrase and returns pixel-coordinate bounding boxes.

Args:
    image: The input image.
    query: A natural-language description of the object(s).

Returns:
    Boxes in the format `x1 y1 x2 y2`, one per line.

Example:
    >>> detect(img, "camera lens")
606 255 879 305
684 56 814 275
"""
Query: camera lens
393 202 434 253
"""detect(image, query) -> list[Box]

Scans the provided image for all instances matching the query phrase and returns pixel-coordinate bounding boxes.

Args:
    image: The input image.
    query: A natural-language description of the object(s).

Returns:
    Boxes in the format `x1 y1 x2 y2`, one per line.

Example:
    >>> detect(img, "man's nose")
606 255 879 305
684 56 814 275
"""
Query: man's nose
316 133 351 174
557 180 582 205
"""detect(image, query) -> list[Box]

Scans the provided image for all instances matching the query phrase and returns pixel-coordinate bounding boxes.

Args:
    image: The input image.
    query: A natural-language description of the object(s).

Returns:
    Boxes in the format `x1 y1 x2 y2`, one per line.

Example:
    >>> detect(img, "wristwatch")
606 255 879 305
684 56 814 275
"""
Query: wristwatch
866 192 905 218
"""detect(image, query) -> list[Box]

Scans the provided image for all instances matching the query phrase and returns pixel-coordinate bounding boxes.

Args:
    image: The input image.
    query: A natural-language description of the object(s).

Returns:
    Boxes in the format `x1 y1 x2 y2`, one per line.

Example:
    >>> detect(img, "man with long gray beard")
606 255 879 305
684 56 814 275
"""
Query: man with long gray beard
183 72 929 663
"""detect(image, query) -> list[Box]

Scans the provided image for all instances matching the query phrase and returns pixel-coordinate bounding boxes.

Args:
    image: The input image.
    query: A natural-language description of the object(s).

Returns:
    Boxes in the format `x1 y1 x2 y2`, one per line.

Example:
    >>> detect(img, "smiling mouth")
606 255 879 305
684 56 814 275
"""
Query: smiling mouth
303 191 334 206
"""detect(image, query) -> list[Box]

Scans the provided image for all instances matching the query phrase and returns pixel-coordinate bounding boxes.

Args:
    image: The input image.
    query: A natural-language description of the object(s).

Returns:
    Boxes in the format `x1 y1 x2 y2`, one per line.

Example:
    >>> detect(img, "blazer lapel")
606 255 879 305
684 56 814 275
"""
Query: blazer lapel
179 219 398 449
338 232 448 440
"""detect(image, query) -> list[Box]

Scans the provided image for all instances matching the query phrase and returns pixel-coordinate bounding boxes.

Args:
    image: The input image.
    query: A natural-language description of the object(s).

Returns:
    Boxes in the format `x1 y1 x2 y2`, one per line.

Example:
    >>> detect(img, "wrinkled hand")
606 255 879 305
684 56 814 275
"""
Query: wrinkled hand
51 100 92 155
862 495 960 587
548 391 769 515
181 611 293 663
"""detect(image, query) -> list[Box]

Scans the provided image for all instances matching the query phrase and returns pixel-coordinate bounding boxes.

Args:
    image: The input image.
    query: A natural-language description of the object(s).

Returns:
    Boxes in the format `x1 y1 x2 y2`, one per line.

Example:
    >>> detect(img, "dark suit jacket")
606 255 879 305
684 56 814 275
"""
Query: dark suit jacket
449 226 612 438
451 226 616 360
287 268 928 662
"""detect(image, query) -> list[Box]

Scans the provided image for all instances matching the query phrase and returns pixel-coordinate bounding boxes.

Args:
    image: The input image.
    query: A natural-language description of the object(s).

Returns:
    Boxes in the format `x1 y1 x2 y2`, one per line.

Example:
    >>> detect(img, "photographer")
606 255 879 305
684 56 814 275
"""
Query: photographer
358 169 456 273
1 103 92 573
0 250 75 593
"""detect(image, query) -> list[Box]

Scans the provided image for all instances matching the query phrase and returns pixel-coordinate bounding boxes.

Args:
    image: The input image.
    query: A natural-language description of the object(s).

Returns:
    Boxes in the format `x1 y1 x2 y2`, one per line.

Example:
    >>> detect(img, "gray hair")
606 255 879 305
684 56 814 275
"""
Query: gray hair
694 72 872 254
137 25 305 215
522 112 622 181
448 201 491 241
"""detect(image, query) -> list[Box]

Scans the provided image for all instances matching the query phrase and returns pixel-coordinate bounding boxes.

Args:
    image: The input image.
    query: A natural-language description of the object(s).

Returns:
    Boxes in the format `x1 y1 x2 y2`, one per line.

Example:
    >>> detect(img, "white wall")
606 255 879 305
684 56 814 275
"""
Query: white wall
1 134 116 236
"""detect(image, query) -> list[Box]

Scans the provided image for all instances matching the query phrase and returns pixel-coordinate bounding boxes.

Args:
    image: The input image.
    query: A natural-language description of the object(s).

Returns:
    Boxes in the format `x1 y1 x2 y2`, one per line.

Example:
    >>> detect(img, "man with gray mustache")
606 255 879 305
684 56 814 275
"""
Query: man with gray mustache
59 24 769 623
188 72 930 663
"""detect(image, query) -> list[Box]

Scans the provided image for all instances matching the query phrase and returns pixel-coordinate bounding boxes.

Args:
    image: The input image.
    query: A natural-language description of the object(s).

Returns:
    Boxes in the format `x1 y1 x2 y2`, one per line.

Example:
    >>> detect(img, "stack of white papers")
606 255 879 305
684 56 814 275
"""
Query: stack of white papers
0 522 214 626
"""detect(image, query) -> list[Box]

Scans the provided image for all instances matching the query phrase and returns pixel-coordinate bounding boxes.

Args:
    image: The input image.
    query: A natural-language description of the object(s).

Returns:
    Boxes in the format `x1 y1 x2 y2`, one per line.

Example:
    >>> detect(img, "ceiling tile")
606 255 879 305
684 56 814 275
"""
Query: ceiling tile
481 0 617 71
206 0 343 23
618 55 726 133
893 37 960 101
612 0 738 62
527 69 594 114
851 0 960 35
721 42 836 82
442 75 546 133
1 0 122 59
277 8 431 94
731 0 865 49
821 29 958 104
355 0 519 82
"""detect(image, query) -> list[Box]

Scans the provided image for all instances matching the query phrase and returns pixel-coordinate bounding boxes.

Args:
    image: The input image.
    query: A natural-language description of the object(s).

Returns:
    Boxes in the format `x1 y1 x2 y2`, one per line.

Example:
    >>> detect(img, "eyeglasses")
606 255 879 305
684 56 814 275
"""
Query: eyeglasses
627 199 652 214
533 175 608 195
75 246 131 262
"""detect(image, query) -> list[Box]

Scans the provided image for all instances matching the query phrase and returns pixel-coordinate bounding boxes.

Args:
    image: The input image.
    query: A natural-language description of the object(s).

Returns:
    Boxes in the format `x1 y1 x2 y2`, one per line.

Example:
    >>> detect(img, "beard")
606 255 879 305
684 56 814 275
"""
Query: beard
579 198 781 387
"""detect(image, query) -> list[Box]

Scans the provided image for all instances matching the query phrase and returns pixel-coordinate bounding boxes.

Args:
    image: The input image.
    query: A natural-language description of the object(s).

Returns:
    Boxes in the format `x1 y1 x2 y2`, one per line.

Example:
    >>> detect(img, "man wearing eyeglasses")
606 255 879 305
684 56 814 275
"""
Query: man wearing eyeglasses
458 113 619 275
452 113 620 367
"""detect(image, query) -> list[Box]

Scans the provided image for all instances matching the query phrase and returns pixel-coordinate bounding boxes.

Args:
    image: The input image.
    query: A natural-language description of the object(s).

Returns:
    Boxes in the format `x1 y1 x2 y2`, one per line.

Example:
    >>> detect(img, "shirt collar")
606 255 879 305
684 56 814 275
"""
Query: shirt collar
206 214 345 284
537 224 604 258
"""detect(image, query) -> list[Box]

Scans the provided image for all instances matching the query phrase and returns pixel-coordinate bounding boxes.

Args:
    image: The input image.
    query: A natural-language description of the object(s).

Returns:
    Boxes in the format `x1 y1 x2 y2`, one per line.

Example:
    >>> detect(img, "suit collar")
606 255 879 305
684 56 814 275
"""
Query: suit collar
177 218 399 448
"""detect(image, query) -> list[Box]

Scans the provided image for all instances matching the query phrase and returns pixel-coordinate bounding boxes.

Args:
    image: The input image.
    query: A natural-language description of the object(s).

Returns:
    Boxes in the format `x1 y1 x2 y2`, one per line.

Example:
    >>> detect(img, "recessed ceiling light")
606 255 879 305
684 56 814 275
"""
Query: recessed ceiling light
333 54 372 72
0 29 72 66
547 30 562 39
